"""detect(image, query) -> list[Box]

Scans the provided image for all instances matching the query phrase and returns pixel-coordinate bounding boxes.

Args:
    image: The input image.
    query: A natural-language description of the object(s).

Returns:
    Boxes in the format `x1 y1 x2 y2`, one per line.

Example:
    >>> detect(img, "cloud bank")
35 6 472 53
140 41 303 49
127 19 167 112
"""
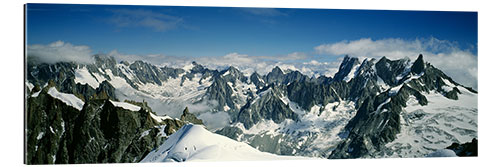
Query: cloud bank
186 52 339 77
315 38 478 89
28 37 477 90
27 41 94 64
198 112 231 130
110 51 327 77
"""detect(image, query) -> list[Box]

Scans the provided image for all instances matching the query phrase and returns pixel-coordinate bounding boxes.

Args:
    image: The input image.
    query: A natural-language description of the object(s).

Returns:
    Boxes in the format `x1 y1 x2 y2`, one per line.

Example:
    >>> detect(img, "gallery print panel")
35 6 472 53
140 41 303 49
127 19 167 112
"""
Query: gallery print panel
24 3 477 164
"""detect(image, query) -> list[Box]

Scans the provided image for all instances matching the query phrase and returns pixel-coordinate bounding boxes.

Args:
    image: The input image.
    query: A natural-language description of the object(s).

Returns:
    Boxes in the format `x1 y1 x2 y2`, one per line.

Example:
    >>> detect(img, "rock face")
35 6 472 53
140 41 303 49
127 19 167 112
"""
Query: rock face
328 55 475 159
329 85 427 158
204 75 237 111
27 60 77 88
237 85 298 129
446 138 478 157
26 86 202 164
333 55 360 81
265 66 311 85
202 66 253 113
374 56 411 86
214 126 243 140
250 72 266 88
180 107 204 125
95 81 117 100
286 81 343 112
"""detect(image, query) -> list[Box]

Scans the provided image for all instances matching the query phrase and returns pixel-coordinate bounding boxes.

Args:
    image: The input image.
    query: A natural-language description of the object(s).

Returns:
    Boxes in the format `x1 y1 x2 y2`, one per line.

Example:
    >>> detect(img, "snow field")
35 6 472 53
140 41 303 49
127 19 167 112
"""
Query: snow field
141 124 312 162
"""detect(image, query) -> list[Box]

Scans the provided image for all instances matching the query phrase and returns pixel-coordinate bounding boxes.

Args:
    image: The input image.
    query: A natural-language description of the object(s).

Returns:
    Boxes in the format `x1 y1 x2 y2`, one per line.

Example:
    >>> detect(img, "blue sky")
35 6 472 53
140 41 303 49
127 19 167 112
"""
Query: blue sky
26 3 478 89
26 4 477 58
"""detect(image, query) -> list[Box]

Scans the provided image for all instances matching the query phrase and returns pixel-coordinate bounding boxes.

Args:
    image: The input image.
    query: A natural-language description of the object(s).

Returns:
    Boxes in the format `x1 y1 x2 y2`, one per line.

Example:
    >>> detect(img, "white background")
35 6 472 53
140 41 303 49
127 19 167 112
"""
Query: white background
1 0 498 167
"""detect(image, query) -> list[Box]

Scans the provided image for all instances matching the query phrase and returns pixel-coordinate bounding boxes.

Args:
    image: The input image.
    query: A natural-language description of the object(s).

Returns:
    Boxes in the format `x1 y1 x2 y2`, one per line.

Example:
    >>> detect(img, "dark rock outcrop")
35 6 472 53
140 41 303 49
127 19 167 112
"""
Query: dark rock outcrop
237 86 298 129
411 54 425 74
446 138 478 157
180 107 204 125
333 55 360 82
26 87 201 164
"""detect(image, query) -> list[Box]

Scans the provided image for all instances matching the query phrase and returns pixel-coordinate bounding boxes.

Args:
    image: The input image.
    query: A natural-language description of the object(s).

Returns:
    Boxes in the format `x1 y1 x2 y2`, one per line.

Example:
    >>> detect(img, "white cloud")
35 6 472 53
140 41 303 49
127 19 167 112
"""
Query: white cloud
139 51 340 79
109 9 183 32
197 112 231 130
103 50 320 78
28 38 476 90
266 52 308 61
315 38 478 89
177 52 310 76
107 50 189 66
27 41 94 64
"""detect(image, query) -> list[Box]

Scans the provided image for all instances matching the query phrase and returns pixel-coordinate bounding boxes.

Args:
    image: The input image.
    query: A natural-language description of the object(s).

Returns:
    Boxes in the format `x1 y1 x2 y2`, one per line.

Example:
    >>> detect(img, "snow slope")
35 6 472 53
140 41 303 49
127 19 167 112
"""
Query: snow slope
141 124 311 162
47 87 85 110
343 63 361 82
109 100 141 111
74 66 102 89
426 149 457 157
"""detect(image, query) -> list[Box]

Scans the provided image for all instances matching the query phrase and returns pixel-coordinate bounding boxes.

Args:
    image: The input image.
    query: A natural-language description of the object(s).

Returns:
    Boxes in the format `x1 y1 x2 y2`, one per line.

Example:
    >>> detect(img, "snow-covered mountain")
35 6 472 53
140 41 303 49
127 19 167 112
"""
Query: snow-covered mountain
26 79 204 164
141 124 309 162
25 53 477 164
329 55 477 158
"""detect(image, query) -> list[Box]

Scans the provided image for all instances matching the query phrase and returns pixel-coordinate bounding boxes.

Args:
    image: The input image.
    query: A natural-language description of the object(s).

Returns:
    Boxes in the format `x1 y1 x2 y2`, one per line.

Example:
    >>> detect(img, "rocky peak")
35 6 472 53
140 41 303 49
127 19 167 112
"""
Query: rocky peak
333 55 360 82
93 54 116 69
95 80 117 100
411 54 425 74
190 61 208 74
270 66 284 75
265 66 286 84
129 60 164 85
27 61 77 87
226 66 239 73
129 60 148 70
204 75 236 111
286 80 342 111
353 58 376 79
119 60 130 66
250 72 265 88
375 56 412 86
265 66 310 85
180 107 204 125
220 66 246 83
237 85 298 129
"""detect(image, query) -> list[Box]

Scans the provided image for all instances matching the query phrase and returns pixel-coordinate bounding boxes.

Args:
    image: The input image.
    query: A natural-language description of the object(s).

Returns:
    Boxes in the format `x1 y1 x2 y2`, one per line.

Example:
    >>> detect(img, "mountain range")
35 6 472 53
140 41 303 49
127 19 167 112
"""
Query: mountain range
25 54 477 164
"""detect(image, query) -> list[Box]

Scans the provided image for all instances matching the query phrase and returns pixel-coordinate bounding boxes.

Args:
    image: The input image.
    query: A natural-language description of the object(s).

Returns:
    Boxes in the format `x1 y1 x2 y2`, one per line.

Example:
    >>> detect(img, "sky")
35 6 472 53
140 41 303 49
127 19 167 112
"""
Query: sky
25 3 478 89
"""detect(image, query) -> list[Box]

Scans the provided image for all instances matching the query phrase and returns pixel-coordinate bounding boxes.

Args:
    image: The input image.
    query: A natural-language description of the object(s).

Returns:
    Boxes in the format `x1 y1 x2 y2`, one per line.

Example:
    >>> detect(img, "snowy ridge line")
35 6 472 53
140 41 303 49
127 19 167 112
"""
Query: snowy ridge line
26 82 34 92
149 112 173 123
47 87 85 110
109 100 141 111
